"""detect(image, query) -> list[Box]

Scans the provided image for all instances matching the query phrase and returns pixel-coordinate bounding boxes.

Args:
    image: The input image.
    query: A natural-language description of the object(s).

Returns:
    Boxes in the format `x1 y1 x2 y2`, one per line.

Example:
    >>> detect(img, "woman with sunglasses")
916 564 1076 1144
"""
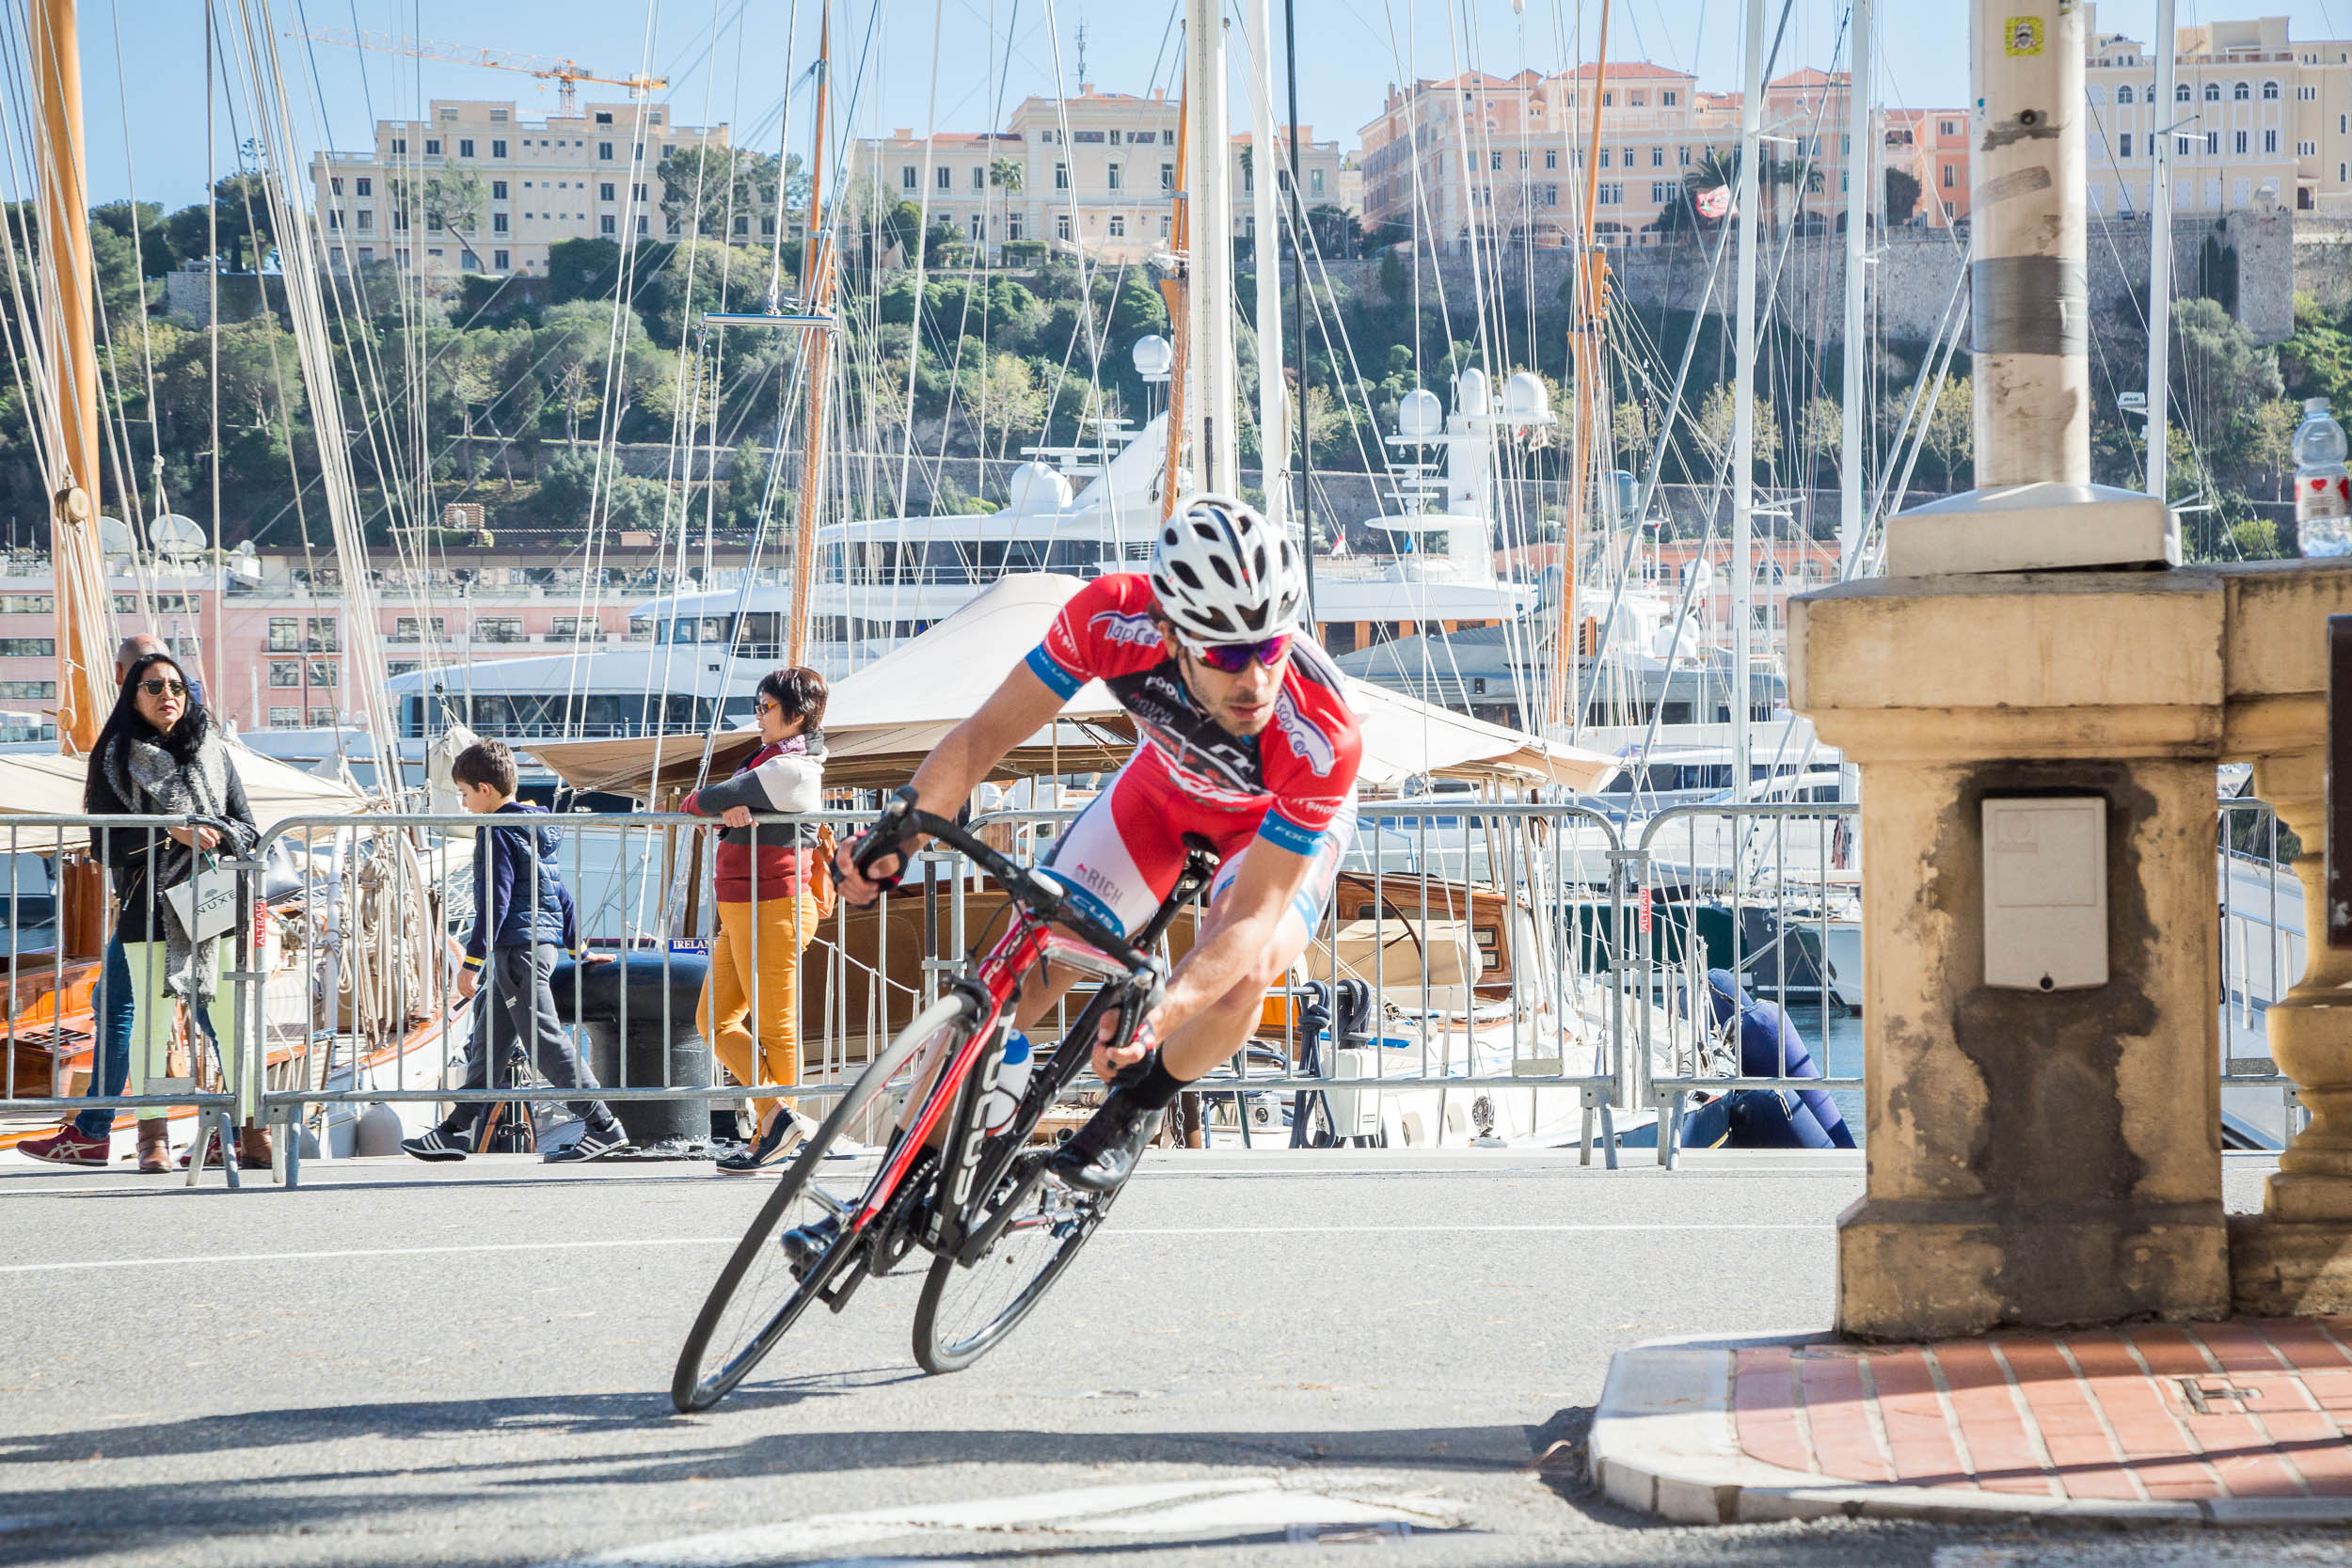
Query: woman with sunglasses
82 652 262 1173
683 666 830 1173
831 494 1362 1207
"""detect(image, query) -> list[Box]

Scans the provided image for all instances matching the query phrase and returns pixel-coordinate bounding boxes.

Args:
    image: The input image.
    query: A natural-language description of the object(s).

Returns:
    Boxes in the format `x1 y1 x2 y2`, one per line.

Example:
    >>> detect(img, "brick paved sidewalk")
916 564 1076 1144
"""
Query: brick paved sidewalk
1736 1321 2352 1504
1590 1321 2352 1525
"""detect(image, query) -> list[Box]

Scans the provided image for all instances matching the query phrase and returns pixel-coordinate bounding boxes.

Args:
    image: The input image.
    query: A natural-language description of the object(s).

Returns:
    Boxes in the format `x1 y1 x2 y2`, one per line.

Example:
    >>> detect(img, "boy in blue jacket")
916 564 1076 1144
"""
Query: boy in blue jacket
404 740 628 1164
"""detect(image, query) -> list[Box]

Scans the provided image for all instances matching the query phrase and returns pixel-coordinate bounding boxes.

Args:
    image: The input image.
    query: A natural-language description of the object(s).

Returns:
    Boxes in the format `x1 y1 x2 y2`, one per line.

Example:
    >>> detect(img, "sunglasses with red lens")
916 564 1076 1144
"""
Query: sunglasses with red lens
1185 633 1291 673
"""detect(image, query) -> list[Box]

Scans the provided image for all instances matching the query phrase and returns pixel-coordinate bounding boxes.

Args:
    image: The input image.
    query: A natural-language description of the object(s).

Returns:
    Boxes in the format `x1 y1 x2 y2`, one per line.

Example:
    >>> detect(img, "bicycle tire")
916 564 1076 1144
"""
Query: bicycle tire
911 1152 1118 1374
671 992 978 1412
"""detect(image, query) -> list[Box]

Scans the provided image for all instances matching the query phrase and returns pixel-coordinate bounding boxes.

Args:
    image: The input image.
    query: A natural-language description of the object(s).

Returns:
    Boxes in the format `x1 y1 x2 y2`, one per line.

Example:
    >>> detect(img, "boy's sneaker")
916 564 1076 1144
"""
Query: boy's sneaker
18 1125 110 1166
545 1121 631 1164
401 1128 471 1163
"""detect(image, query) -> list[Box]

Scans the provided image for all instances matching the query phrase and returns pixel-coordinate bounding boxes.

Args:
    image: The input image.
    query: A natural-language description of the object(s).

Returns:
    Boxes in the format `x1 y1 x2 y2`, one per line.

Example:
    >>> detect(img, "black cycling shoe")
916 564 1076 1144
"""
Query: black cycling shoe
779 1214 842 1278
1047 1085 1164 1194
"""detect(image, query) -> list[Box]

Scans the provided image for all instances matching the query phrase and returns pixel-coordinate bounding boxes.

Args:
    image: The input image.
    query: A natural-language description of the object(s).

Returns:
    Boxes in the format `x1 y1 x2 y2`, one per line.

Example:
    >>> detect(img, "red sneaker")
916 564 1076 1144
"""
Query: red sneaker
17 1126 111 1167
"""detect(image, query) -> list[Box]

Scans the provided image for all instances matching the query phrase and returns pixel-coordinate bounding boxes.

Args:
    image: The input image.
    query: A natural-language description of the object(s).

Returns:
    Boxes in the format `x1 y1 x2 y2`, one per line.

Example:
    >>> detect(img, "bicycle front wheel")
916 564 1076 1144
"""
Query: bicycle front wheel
671 992 978 1412
912 1152 1117 1374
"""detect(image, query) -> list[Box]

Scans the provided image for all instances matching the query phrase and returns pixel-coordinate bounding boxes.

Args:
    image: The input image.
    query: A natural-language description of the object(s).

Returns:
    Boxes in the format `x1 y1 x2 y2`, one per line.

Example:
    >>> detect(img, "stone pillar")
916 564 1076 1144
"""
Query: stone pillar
1791 572 2231 1340
2223 569 2352 1312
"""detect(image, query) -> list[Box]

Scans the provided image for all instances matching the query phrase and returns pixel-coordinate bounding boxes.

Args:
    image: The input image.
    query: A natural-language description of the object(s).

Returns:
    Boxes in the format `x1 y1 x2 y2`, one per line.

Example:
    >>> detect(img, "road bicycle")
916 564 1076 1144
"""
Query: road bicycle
671 787 1216 1412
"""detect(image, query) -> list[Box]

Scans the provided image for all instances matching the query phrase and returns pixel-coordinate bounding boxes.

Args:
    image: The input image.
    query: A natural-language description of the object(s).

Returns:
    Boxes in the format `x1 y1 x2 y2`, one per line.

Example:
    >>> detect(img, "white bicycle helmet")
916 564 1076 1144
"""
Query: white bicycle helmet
1149 493 1306 642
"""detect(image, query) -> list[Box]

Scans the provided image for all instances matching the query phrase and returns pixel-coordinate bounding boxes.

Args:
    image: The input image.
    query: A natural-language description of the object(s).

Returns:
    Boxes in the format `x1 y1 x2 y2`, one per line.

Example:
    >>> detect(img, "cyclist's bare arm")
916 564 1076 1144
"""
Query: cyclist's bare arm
834 662 1066 904
1096 836 1316 1081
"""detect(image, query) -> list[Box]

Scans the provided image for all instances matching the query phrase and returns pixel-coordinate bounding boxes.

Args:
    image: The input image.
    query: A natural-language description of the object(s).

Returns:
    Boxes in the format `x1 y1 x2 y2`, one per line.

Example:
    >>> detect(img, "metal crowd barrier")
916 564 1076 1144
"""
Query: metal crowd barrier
0 793 2315 1184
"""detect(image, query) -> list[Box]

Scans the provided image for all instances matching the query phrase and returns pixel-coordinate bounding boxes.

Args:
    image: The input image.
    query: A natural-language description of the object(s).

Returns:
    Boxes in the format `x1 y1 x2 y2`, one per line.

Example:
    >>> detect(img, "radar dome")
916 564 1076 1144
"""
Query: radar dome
1397 388 1442 438
1454 367 1490 416
1004 461 1073 517
1131 334 1174 379
1502 371 1549 425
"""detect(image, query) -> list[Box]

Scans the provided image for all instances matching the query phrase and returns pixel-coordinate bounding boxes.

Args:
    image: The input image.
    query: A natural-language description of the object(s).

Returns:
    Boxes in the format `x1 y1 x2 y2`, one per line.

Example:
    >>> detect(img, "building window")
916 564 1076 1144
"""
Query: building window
638 215 649 235
1158 214 1172 236
492 213 508 232
309 707 336 728
1057 163 1071 190
492 138 507 158
550 617 597 642
601 214 616 234
2237 130 2249 154
270 707 300 730
425 137 442 155
2303 140 2319 156
2118 85 2135 104
1662 90 1677 105
268 618 299 652
2121 133 2134 158
329 176 342 196
936 164 952 190
1598 148 1612 168
492 248 509 270
2203 82 2221 103
1597 182 1622 205
1489 150 1502 171
600 182 615 200
2235 81 2251 101
1006 214 1022 241
2265 80 2280 100
1943 163 1957 188
2265 129 2280 152
1107 214 1125 236
2207 131 2221 153
971 165 986 190
599 141 614 160
1940 118 1959 136
901 165 916 190
0 680 55 698
326 210 343 230
459 137 475 157
1057 213 1072 240
309 617 339 652
1159 162 1173 191
389 137 405 155
0 637 55 657
633 182 646 200
491 180 508 198
476 618 525 644
596 111 613 123
1311 167 1325 196
1677 145 1691 166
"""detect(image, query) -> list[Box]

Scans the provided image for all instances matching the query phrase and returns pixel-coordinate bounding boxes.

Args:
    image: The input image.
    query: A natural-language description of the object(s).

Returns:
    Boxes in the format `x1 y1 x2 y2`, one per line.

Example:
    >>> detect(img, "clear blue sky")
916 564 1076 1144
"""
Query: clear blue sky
79 1 2352 211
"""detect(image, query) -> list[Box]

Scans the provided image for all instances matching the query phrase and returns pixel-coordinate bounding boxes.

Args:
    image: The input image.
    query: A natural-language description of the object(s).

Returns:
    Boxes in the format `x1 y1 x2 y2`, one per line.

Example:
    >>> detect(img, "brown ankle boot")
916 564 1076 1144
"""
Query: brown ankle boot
239 1124 274 1170
136 1119 169 1174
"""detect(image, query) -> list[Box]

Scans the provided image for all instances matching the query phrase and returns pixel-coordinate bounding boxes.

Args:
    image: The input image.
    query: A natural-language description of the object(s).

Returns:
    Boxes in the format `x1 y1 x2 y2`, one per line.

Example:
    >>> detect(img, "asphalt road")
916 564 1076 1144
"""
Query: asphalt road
0 1147 2320 1567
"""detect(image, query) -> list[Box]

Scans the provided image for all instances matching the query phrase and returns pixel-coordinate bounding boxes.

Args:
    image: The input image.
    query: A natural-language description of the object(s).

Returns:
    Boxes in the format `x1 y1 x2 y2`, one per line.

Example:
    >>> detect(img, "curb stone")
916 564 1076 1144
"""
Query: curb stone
1587 1331 2352 1528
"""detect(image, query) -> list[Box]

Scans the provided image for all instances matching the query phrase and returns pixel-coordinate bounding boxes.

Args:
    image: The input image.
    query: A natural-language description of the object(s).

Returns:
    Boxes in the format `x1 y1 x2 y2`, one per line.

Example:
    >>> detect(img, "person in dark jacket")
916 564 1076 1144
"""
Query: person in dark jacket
402 739 627 1164
20 635 169 1169
1698 968 1856 1149
685 666 828 1173
79 652 262 1173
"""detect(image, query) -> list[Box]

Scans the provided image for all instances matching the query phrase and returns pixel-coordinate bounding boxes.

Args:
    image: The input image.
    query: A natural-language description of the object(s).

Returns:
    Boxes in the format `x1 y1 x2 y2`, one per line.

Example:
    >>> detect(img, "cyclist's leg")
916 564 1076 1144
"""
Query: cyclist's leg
1155 800 1354 1080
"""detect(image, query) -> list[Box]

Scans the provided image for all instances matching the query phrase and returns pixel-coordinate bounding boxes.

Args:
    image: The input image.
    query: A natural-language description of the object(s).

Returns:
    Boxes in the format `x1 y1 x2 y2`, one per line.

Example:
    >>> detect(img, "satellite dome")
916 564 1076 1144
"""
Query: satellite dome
1397 388 1443 438
1003 461 1073 517
1131 334 1174 379
1502 371 1549 424
1454 367 1490 416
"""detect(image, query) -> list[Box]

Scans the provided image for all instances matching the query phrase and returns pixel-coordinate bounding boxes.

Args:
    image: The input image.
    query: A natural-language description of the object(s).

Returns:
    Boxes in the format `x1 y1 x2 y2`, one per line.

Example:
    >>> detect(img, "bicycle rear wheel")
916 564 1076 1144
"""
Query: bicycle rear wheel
671 993 978 1412
912 1151 1118 1374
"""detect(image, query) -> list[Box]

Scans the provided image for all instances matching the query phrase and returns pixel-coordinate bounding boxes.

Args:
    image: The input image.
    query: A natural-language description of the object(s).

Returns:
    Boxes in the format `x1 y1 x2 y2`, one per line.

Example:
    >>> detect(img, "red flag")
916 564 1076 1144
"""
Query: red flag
1695 185 1731 220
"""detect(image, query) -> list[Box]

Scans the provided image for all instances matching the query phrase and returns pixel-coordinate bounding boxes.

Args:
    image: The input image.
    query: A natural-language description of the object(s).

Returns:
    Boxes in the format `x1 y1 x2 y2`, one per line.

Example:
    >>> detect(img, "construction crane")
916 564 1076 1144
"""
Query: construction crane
288 26 668 116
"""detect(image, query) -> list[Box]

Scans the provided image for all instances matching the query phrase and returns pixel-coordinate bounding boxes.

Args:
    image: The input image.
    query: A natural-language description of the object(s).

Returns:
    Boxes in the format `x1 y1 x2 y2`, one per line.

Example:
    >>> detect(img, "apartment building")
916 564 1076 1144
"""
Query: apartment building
306 99 733 277
1357 64 1968 249
2082 10 2352 216
851 87 1353 265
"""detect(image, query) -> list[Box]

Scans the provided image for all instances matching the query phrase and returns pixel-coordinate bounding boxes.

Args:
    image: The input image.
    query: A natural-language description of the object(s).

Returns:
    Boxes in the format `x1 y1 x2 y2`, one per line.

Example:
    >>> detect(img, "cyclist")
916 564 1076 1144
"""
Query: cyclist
836 494 1363 1194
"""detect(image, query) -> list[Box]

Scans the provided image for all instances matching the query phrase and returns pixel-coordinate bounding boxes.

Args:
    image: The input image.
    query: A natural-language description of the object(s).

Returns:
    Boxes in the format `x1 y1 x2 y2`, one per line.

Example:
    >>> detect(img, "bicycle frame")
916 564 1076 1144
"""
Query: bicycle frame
833 823 1217 1281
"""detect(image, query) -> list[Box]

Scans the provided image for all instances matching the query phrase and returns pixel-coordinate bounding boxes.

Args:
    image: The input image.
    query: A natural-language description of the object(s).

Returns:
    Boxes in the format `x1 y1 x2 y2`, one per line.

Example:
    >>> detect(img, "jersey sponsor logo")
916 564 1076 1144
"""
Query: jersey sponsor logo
1089 609 1165 651
1272 689 1339 777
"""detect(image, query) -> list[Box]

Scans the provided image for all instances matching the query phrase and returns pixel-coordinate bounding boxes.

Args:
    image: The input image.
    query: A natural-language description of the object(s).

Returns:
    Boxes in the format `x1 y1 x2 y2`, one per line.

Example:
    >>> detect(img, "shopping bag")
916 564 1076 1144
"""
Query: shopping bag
162 855 244 943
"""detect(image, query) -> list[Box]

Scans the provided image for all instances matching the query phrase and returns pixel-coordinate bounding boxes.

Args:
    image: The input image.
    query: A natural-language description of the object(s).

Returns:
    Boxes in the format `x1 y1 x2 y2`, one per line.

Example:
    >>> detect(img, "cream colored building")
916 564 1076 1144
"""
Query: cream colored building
1356 63 1963 249
850 87 1353 265
307 99 732 277
2083 8 2352 215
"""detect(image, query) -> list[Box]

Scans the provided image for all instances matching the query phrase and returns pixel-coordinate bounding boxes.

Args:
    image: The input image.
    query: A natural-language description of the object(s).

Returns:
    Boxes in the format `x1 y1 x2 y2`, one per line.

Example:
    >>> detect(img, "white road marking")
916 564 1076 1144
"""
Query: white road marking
546 1479 1462 1568
0 1223 1829 1274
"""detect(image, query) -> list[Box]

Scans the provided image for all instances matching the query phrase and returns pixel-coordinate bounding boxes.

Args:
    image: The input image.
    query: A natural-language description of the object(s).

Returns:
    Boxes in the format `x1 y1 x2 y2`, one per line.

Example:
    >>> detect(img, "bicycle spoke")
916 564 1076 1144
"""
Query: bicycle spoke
914 1157 1113 1373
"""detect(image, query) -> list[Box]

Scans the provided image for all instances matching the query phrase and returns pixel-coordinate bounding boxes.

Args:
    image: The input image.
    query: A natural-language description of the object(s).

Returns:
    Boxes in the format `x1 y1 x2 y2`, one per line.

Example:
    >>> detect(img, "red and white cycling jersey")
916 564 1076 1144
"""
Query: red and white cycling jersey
1025 573 1362 855
1023 575 1362 940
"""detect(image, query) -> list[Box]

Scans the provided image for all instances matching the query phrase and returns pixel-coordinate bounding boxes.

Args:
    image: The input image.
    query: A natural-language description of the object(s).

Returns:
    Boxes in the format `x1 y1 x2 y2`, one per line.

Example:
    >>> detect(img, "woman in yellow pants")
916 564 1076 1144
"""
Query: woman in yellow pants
685 666 829 1173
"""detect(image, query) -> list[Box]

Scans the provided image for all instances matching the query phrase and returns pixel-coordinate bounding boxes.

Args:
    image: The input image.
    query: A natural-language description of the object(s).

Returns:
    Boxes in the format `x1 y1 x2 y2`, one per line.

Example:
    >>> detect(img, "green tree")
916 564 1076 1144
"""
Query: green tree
1883 166 1921 226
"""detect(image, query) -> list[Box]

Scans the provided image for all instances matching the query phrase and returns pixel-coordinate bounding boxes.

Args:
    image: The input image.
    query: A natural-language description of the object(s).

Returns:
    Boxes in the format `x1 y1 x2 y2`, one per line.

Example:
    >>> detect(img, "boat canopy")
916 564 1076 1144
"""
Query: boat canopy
0 739 369 846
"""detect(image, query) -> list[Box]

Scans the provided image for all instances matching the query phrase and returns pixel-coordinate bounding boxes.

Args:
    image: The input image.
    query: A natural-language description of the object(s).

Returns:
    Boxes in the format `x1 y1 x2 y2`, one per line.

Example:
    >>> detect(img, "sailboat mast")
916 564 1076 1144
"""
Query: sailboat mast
1243 0 1286 530
1548 0 1611 732
1184 0 1238 494
1731 0 1765 803
1159 92 1190 520
33 0 106 752
2145 0 2175 499
786 8 834 668
1836 0 1871 577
